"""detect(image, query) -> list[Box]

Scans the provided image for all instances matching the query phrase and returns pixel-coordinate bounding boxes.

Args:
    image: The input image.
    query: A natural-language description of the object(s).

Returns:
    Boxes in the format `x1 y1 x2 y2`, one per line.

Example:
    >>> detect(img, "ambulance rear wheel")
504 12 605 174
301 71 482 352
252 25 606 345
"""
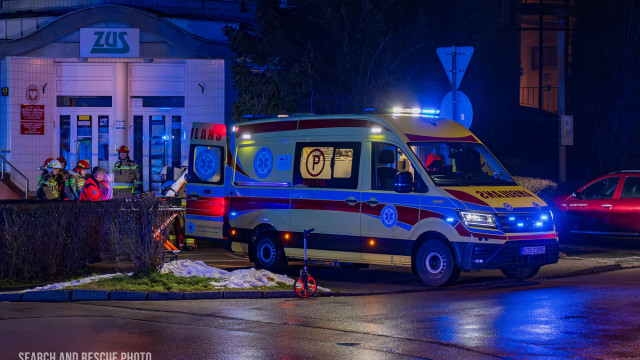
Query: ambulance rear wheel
415 239 460 287
501 266 540 280
253 233 288 273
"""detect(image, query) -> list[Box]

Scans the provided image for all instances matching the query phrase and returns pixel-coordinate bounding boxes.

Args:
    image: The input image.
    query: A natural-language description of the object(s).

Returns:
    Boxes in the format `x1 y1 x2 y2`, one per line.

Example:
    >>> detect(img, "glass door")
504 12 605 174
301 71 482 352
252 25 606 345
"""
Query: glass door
131 110 184 191
58 109 112 172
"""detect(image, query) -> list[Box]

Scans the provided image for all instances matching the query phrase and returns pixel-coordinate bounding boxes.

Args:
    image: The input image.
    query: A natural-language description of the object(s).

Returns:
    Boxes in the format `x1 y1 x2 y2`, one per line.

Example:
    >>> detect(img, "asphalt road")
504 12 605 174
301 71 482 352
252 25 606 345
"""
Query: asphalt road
2 268 640 359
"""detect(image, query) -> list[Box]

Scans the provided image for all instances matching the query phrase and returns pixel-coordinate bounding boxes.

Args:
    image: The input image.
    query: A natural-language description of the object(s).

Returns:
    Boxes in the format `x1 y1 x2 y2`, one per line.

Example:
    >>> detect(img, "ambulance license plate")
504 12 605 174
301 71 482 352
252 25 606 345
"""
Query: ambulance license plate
521 246 545 255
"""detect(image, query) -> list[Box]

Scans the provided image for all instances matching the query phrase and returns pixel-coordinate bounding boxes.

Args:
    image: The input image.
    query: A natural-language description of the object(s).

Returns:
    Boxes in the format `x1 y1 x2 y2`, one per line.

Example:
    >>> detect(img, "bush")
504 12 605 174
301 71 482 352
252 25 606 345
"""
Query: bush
513 176 558 202
0 196 173 284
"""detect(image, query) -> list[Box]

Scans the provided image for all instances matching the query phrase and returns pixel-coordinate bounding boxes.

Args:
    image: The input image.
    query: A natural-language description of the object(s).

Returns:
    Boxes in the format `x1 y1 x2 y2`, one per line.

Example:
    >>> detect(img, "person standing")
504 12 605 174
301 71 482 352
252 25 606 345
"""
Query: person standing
64 160 90 200
55 156 70 198
35 157 54 200
38 159 62 200
80 167 109 201
112 145 142 198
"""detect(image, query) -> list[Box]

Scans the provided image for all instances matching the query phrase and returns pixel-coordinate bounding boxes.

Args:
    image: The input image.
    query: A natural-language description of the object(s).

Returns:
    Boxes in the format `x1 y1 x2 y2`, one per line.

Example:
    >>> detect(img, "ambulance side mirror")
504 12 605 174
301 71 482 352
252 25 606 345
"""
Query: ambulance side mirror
394 172 413 193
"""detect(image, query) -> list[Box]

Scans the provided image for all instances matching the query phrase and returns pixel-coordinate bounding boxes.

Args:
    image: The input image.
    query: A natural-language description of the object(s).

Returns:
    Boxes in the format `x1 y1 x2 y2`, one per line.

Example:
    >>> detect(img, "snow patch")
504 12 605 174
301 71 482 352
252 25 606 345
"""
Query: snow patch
160 260 296 289
26 273 128 291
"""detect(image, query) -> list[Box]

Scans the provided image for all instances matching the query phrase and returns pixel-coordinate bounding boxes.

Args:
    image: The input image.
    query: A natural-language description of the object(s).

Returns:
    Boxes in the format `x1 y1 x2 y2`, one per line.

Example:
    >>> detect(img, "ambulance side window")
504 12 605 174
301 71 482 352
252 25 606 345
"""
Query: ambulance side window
293 142 361 189
188 145 224 184
372 143 417 191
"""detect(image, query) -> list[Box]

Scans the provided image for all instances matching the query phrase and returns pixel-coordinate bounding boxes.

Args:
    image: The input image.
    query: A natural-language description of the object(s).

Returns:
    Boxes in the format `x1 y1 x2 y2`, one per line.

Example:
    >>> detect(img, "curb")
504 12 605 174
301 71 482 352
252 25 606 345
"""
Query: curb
2 264 636 303
71 289 109 301
109 291 147 301
184 291 223 300
22 290 71 302
147 292 184 301
223 291 262 299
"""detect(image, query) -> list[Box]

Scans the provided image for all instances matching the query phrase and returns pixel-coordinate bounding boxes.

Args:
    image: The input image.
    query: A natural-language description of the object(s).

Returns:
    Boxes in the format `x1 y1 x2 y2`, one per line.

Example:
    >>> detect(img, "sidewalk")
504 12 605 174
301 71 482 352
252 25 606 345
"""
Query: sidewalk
86 247 640 295
2 246 638 301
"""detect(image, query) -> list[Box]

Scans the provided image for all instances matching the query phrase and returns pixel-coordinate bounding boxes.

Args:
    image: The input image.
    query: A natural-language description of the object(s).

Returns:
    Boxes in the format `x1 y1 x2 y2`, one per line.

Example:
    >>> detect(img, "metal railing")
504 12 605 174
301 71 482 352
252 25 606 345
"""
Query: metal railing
519 86 558 114
0 154 29 199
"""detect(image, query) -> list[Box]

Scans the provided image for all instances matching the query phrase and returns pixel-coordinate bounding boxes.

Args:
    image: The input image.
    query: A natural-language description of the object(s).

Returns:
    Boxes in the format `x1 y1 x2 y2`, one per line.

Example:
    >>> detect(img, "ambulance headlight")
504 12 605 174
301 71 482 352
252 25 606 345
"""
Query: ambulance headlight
459 211 497 228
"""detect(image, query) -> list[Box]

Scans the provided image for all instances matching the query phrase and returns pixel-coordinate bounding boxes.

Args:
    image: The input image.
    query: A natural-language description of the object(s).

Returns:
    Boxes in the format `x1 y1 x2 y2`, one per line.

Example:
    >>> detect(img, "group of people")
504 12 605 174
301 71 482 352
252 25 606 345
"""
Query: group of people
36 145 142 201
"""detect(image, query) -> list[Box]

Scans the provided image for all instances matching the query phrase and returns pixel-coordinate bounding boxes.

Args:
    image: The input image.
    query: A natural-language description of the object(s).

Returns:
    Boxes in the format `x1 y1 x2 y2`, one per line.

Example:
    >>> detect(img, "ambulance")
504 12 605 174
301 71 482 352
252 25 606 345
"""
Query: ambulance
185 111 558 286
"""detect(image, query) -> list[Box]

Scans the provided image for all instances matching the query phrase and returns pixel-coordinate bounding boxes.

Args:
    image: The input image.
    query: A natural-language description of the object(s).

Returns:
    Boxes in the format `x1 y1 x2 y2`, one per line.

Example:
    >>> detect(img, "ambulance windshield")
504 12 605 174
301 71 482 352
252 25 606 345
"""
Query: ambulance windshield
409 142 516 186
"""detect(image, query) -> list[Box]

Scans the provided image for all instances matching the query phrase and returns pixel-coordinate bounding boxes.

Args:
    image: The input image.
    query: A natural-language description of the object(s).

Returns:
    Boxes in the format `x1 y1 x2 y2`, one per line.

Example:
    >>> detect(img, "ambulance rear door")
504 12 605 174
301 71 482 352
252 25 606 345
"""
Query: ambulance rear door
185 122 227 241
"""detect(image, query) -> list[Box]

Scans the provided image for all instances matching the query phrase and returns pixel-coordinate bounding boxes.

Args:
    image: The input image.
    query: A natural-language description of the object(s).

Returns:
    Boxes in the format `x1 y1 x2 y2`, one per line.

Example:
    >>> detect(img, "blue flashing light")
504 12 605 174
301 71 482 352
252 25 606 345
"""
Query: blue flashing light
422 108 440 115
540 214 549 221
517 222 524 227
230 211 237 217
509 217 516 221
364 107 377 112
446 217 455 223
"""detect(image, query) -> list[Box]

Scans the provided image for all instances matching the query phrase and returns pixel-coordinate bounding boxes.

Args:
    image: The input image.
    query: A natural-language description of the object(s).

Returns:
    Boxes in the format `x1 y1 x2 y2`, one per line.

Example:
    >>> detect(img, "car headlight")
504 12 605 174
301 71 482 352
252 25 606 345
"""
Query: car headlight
459 211 497 228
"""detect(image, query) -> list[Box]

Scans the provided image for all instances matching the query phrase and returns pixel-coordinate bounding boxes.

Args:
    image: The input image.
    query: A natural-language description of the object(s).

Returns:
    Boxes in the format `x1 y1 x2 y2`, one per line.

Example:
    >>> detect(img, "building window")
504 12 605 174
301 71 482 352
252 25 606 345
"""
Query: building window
131 96 185 108
531 46 558 71
57 96 112 107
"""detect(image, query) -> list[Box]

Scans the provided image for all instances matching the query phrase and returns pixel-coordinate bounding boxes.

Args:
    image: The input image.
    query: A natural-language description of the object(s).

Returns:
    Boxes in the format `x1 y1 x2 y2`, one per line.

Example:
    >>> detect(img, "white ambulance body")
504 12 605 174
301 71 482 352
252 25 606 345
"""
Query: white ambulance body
186 114 558 286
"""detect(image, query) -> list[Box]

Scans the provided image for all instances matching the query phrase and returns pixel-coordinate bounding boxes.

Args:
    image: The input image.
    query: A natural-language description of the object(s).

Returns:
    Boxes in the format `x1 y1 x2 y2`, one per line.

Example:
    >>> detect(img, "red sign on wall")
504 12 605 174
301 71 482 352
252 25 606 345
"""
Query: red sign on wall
20 104 45 135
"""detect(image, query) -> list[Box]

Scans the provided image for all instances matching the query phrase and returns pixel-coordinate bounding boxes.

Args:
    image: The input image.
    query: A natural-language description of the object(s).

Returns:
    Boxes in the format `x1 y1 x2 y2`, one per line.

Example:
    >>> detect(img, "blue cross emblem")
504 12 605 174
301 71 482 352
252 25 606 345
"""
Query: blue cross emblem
254 147 273 178
380 205 398 228
195 149 219 181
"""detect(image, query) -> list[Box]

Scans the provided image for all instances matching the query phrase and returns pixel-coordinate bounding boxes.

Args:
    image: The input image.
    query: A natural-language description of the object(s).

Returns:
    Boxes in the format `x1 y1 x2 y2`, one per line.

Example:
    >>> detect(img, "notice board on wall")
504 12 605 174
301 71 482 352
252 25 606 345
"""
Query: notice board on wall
20 104 45 135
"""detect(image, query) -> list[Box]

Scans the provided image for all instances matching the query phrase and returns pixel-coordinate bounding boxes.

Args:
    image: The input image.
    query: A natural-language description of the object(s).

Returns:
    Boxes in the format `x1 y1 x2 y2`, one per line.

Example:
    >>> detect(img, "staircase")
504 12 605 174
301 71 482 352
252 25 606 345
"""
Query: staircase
0 155 29 200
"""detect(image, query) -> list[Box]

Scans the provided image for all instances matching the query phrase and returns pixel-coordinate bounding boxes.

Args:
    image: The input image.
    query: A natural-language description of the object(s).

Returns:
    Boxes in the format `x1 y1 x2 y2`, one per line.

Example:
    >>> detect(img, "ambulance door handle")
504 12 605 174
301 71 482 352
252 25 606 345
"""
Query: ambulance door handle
366 199 379 206
602 204 612 208
189 193 200 200
345 197 358 205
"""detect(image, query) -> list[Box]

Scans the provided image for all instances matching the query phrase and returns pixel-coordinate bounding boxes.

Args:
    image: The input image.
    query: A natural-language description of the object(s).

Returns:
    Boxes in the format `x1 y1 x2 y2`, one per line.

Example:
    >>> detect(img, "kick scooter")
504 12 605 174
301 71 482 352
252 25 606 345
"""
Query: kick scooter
294 228 317 298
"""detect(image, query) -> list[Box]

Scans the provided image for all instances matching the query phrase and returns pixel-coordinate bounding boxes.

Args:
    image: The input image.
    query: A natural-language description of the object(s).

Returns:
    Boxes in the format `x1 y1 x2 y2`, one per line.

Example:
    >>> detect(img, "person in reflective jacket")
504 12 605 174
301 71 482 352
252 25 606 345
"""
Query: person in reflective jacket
39 159 63 200
112 145 142 198
80 167 109 201
64 160 90 200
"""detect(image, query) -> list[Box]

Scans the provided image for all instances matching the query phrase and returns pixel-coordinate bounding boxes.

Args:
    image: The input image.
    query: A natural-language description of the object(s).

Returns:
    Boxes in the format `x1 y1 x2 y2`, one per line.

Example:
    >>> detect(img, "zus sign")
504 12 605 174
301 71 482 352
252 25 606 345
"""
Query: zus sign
80 28 139 57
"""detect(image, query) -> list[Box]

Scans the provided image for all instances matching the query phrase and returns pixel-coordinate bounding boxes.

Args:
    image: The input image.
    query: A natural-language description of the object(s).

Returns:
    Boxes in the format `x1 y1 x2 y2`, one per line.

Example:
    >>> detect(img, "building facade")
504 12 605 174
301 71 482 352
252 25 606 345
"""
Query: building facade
0 0 265 194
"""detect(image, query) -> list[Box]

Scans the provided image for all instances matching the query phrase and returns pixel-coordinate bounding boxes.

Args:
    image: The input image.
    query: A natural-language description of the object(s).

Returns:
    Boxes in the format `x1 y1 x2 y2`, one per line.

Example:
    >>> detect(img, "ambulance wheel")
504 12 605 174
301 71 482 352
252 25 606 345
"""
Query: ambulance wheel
415 239 460 287
253 233 287 273
501 266 540 280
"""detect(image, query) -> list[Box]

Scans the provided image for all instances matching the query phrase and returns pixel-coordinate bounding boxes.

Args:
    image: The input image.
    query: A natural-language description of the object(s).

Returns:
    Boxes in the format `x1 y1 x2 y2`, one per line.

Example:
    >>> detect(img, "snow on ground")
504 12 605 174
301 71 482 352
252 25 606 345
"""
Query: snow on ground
25 259 331 292
161 260 296 289
26 273 129 291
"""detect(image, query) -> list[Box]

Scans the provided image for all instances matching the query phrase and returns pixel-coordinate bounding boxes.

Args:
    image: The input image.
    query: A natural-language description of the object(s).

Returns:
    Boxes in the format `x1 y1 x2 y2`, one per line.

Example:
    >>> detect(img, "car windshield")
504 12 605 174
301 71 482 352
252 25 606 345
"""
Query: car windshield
409 142 516 186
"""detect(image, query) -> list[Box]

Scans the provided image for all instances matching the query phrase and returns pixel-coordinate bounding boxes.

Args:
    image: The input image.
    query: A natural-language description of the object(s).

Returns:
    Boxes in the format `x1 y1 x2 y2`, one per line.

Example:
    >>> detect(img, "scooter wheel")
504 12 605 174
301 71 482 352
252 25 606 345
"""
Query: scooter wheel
294 275 317 298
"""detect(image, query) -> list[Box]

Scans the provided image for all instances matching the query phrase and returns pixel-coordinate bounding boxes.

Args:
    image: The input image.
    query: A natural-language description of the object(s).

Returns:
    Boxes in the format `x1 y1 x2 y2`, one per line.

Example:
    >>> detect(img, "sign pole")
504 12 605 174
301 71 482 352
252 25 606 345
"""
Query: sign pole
452 45 457 123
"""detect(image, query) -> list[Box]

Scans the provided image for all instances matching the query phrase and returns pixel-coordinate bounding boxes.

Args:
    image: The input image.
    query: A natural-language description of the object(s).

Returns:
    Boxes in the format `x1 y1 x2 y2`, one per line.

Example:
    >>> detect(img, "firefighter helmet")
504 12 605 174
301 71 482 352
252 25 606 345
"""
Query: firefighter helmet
57 156 67 164
48 160 62 169
76 160 90 170
43 157 54 167
117 145 129 153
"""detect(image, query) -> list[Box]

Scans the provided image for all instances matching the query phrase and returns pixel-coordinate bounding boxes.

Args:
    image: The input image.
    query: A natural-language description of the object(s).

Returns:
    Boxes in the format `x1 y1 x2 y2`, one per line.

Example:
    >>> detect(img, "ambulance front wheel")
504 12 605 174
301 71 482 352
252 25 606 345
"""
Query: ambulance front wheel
501 266 540 280
253 233 288 273
415 239 460 287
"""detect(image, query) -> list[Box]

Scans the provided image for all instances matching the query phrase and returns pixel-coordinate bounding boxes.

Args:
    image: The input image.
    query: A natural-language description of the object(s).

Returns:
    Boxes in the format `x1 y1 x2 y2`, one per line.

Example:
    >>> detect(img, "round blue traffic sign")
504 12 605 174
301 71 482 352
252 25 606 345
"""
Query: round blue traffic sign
440 90 473 129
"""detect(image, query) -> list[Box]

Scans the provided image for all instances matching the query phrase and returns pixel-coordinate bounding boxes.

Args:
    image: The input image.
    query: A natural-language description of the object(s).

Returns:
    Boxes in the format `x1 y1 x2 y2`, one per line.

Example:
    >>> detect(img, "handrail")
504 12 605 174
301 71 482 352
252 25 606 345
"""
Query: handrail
0 154 29 199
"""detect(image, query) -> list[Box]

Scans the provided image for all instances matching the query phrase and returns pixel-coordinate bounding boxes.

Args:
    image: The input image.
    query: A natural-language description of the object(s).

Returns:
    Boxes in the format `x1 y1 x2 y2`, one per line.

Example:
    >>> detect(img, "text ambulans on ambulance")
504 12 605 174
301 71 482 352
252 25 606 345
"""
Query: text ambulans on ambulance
186 114 558 286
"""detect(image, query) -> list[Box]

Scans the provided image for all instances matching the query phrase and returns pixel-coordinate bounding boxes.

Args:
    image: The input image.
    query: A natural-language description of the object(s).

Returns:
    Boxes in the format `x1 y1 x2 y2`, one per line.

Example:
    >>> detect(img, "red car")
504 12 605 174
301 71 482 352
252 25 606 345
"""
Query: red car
552 171 640 237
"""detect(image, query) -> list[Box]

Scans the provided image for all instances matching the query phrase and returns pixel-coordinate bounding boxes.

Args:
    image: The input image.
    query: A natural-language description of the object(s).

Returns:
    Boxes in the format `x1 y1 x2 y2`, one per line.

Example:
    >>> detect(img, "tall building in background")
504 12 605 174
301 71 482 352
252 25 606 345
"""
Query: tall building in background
517 0 575 114
0 0 281 196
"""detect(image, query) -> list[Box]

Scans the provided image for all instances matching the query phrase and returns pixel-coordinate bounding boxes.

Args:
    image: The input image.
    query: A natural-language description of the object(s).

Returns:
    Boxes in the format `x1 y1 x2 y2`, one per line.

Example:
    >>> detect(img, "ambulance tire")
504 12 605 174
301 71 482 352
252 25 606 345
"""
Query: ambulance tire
253 233 288 273
500 266 540 280
415 239 460 287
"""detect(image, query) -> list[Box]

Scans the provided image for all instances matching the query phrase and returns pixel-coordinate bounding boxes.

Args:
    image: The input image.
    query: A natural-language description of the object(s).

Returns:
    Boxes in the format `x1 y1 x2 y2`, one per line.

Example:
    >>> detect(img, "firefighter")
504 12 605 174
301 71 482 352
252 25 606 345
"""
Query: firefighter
178 160 195 250
80 167 109 201
38 159 62 200
35 157 54 200
55 156 70 198
112 145 142 198
64 160 90 200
